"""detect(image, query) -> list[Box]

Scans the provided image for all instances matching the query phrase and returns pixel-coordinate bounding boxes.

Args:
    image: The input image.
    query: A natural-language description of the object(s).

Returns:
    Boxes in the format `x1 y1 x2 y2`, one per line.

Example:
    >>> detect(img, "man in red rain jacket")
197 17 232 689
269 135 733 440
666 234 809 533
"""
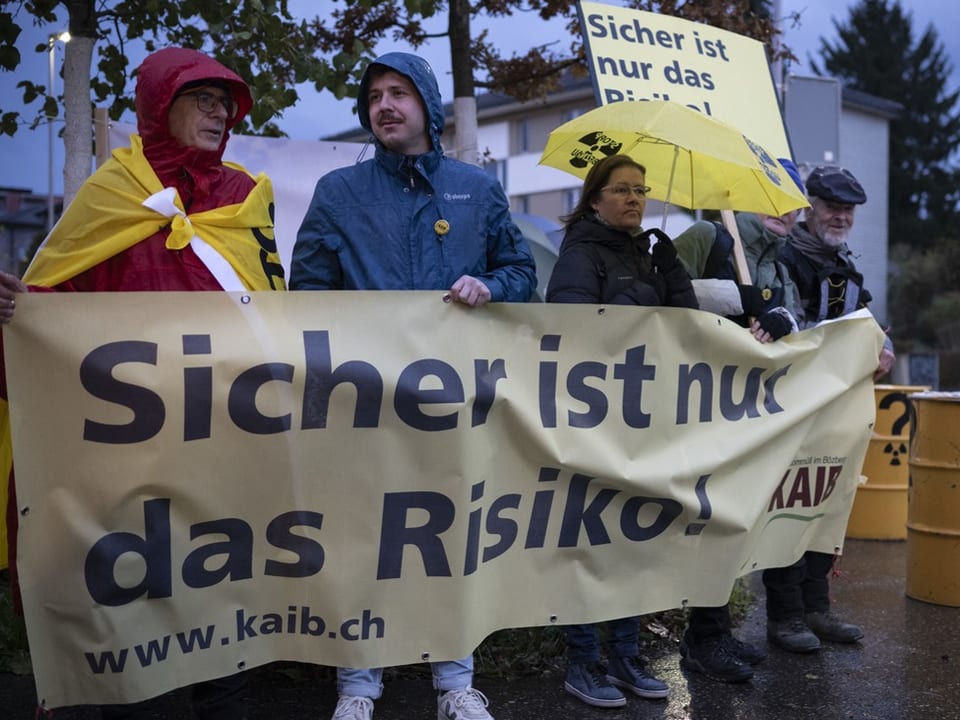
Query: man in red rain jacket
0 46 284 719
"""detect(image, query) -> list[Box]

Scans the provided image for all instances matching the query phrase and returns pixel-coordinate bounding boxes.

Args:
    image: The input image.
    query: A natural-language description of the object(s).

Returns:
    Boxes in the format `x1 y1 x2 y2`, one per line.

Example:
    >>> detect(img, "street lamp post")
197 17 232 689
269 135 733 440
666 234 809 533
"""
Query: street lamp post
47 30 70 234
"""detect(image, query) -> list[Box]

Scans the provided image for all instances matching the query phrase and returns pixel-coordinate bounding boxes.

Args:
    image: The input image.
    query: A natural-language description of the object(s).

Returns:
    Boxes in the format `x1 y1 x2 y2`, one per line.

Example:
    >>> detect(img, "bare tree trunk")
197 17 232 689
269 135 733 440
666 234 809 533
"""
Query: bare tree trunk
448 0 479 166
62 0 97 208
63 36 94 207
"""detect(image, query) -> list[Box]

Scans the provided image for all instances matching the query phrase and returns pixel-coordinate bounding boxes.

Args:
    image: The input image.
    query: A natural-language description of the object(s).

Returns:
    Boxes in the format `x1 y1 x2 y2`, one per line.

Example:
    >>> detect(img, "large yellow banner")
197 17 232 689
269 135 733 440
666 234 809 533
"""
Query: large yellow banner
4 292 882 708
577 1 791 157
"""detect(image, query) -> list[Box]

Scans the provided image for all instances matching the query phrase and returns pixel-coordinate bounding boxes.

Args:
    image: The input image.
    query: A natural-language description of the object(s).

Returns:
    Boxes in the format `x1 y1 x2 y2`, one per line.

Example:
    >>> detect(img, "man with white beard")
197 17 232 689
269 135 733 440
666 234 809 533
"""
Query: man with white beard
781 166 892 352
763 165 895 655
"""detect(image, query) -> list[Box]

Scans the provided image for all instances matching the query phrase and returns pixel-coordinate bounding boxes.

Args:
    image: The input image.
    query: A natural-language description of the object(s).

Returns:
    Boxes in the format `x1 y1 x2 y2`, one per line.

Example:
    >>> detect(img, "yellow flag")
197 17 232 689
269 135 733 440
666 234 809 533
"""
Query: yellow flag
23 135 284 291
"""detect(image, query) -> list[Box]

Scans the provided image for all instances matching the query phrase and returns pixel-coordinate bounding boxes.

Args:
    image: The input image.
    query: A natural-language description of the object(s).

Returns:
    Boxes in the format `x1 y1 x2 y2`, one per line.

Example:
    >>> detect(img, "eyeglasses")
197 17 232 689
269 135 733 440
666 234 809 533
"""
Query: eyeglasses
176 90 237 119
601 184 651 199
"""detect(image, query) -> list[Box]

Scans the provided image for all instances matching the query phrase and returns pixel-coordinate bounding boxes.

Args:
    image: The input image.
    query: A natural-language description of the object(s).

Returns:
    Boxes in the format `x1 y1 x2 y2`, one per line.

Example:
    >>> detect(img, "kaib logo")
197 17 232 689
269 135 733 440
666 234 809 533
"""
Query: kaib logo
569 131 623 169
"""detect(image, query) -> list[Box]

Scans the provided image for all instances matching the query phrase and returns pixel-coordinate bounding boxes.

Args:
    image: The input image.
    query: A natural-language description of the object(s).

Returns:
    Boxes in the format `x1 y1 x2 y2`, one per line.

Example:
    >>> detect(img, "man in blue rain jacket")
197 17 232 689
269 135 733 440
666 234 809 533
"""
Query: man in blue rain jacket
291 52 536 720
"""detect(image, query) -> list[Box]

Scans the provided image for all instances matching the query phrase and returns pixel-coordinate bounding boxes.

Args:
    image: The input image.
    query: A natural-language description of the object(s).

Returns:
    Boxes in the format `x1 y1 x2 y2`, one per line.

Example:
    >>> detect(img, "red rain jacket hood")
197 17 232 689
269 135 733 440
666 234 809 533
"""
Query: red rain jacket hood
134 47 253 205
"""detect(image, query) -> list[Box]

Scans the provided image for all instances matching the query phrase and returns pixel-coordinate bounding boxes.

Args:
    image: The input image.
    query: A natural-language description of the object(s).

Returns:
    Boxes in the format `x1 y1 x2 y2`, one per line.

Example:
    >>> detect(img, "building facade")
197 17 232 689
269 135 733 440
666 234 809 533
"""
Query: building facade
0 187 58 275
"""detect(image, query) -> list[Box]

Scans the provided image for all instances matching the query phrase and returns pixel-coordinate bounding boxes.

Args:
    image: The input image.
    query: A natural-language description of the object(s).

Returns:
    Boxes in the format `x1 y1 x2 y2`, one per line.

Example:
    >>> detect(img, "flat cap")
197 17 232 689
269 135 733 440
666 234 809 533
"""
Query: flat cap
805 165 867 204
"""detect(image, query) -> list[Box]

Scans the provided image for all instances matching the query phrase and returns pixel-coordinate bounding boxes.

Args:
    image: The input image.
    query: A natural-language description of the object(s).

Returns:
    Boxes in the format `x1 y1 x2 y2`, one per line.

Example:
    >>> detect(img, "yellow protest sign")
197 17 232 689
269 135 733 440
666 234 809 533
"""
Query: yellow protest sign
578 1 791 157
4 292 881 708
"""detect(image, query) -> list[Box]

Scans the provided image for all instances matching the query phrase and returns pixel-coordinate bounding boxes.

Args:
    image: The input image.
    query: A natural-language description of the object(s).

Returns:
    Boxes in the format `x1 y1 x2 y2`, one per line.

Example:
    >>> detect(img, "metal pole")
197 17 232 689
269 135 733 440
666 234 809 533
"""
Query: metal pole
771 0 784 103
47 34 55 234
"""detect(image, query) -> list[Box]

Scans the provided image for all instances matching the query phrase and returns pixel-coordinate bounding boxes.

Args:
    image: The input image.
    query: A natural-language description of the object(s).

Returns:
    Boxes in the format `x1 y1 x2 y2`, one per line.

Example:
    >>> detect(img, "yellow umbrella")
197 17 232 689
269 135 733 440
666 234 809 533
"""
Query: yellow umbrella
539 100 808 218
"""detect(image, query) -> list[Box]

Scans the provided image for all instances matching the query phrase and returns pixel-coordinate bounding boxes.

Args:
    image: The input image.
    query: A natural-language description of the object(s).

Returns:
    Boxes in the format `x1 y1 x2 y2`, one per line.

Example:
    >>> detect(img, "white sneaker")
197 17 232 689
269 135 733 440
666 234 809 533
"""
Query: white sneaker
332 695 374 720
437 687 493 720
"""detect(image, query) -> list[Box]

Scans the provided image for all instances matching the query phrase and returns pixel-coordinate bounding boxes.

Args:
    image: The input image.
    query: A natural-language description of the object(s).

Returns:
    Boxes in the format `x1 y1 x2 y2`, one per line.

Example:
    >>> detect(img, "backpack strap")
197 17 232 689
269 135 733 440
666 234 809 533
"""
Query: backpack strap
702 221 737 281
815 263 866 319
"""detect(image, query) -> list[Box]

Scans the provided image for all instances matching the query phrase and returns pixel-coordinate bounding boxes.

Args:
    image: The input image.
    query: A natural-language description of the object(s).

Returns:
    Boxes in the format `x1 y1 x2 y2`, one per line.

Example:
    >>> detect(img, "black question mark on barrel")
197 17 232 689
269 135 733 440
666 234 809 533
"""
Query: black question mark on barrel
880 392 911 435
879 392 910 466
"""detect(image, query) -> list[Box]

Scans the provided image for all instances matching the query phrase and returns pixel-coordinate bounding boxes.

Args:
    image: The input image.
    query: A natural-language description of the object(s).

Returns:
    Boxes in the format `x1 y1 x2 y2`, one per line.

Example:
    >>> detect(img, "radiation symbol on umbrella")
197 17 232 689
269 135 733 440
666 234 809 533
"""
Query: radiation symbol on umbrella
743 135 783 186
568 131 624 169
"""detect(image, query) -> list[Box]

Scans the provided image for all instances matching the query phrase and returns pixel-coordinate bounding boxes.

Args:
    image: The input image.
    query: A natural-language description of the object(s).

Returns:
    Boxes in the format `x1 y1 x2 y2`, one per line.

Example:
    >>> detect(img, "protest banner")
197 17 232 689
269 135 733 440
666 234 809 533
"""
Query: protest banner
577 1 791 158
4 292 882 708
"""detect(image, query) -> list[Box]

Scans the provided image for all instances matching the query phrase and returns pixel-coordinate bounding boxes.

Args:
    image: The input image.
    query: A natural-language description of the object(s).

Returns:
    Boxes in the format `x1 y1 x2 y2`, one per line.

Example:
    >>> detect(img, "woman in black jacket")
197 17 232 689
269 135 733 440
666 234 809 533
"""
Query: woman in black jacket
546 154 696 708
547 153 698 309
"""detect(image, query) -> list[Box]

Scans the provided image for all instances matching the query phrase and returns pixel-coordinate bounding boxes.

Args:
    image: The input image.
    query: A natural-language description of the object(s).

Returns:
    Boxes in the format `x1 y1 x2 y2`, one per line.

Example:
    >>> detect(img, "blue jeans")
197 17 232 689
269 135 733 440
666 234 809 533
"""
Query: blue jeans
337 656 474 699
565 618 639 664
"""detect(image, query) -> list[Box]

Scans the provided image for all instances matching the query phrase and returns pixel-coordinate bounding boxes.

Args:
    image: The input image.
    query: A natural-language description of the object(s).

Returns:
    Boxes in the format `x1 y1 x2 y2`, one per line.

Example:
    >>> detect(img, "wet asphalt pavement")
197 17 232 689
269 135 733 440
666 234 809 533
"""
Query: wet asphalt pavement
1 538 957 719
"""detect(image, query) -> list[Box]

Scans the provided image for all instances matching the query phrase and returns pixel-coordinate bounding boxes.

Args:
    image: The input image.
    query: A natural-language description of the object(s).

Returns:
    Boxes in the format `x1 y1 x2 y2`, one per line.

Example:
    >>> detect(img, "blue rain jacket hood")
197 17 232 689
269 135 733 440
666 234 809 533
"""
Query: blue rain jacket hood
357 52 445 152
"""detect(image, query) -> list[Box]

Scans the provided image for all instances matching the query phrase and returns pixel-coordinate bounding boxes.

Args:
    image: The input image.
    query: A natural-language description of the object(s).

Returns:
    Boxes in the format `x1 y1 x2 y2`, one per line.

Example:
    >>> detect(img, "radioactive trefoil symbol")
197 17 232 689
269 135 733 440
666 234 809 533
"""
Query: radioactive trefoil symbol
884 442 907 466
569 131 624 169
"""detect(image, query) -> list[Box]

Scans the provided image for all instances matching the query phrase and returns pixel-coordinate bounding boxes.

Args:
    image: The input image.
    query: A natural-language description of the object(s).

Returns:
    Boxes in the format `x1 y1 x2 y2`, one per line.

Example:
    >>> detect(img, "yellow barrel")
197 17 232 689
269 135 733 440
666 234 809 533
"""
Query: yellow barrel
906 391 960 606
847 385 928 540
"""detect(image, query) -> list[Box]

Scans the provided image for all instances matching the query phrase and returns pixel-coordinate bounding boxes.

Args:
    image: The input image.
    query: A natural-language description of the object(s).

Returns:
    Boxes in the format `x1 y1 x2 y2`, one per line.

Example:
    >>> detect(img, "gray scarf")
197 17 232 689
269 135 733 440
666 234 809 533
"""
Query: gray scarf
790 221 850 267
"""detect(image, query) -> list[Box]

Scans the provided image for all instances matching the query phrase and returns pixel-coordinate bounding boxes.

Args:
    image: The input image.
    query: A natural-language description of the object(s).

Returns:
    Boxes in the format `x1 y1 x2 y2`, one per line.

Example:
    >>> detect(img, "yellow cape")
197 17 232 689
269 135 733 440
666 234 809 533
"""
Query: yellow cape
23 134 285 291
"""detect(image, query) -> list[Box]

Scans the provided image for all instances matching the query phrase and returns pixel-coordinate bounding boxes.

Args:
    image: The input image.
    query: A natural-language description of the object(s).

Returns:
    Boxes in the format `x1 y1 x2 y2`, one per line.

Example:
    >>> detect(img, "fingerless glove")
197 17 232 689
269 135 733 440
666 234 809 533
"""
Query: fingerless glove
757 310 793 340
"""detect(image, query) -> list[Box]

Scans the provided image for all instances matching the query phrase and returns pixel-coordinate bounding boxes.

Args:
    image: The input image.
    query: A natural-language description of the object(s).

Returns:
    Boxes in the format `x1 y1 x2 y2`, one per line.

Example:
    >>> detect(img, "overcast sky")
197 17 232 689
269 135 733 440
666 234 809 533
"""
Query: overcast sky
2 0 957 195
